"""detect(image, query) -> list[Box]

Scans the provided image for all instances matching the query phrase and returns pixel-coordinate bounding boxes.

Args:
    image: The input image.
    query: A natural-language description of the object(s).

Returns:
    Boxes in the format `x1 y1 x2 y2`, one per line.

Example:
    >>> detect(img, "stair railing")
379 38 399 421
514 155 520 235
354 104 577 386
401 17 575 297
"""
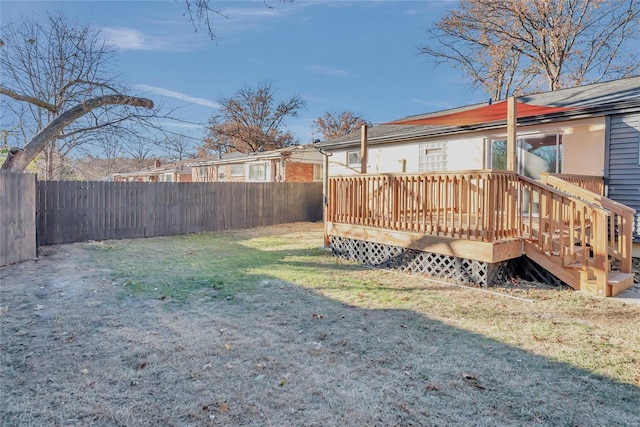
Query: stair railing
541 174 635 275
519 175 610 294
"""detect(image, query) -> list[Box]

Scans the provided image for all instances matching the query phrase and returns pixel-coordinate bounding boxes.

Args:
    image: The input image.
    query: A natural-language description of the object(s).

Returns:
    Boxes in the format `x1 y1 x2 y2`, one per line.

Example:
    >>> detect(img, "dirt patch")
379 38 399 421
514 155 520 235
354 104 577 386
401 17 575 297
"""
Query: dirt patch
2 222 639 426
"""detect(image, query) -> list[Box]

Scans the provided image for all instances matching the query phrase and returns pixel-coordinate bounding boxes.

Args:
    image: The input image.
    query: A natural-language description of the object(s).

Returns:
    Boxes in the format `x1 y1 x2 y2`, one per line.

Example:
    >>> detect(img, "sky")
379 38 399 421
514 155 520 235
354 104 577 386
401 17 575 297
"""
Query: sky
1 0 488 150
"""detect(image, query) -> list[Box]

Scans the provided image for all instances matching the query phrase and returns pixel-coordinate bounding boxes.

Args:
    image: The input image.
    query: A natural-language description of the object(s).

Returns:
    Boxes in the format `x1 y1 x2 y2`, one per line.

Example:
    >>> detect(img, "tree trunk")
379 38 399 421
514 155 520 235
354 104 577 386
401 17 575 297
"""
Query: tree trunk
1 95 153 172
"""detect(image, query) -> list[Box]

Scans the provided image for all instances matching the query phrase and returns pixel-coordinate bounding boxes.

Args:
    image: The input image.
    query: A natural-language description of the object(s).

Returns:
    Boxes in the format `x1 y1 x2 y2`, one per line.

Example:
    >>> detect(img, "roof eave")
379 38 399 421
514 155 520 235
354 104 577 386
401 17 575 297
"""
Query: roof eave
318 101 640 150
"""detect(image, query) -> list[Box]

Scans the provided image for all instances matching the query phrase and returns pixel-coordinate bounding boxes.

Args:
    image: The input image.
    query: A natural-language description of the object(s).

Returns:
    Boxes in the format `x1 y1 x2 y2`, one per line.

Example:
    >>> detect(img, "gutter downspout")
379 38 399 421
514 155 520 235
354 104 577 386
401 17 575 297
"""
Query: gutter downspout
279 153 285 182
316 147 332 247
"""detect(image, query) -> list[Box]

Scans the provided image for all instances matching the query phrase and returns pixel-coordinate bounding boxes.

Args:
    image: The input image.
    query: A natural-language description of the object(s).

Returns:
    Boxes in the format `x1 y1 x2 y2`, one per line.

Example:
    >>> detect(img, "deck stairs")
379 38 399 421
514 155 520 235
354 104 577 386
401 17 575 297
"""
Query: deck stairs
523 241 634 296
522 175 636 297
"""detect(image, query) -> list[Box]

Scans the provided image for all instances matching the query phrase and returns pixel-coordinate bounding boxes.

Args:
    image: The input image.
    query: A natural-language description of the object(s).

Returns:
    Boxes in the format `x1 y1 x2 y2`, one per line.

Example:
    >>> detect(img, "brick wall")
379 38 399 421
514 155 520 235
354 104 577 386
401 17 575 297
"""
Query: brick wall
285 162 317 182
178 172 192 182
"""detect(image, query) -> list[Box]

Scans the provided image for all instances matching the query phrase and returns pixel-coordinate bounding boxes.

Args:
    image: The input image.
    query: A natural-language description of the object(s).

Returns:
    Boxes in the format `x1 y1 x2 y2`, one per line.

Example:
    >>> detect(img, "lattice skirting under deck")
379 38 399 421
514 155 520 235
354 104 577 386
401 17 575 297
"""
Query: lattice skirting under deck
330 236 512 287
329 236 573 289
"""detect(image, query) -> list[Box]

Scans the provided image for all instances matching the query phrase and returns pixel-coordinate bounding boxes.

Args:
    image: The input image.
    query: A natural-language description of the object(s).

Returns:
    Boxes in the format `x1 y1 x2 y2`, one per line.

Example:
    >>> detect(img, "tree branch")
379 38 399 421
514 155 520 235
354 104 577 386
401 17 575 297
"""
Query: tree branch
0 85 57 113
1 94 153 172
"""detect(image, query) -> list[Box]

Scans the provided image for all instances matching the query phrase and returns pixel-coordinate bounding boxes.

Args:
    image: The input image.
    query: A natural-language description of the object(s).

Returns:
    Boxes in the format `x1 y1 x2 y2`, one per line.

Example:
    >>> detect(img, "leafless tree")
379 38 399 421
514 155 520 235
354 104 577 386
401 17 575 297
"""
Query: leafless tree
184 0 294 41
419 0 640 99
205 82 305 154
313 111 372 141
160 135 198 161
0 11 154 175
122 138 157 170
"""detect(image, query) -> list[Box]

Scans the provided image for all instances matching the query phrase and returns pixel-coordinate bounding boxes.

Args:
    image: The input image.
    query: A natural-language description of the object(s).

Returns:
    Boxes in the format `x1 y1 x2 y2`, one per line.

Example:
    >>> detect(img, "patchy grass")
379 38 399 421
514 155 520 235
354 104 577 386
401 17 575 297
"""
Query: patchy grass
1 222 639 426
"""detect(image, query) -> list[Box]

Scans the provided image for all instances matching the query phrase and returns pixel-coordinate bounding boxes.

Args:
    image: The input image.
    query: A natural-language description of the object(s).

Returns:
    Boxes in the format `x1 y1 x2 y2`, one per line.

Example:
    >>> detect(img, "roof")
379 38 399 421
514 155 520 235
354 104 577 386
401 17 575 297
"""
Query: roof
187 144 322 167
113 159 192 178
318 76 640 149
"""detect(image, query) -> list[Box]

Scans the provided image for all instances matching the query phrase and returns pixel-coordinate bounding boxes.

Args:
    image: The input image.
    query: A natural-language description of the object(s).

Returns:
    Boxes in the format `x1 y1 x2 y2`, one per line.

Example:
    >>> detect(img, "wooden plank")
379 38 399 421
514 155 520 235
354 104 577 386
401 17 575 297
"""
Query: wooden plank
326 221 521 263
523 241 581 289
0 173 36 265
506 96 517 171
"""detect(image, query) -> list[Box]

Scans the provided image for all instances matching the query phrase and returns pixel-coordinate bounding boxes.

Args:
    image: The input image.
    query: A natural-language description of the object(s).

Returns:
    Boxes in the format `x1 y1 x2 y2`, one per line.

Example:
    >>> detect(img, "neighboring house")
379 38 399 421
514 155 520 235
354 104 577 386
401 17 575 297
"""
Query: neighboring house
317 76 640 297
188 145 324 183
112 159 193 183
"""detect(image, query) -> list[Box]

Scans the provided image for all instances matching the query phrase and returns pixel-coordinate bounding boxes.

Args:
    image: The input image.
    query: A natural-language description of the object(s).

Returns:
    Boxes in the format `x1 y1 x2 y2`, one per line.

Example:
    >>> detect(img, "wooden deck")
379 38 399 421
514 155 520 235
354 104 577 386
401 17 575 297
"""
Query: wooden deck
326 171 635 297
326 222 522 263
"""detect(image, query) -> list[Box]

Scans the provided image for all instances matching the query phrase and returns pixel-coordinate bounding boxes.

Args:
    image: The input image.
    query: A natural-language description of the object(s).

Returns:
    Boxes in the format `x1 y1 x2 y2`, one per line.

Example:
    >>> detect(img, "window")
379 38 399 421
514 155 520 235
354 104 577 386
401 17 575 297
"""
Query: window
230 164 244 176
197 167 206 179
419 141 448 172
218 168 225 181
346 151 360 166
163 173 174 182
313 163 323 181
489 133 562 179
248 163 267 181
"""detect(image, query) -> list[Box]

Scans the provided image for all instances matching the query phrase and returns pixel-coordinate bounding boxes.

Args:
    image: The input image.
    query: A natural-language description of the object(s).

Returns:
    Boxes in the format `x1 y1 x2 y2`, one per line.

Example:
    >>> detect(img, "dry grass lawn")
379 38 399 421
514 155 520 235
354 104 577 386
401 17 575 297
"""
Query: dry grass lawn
1 222 639 426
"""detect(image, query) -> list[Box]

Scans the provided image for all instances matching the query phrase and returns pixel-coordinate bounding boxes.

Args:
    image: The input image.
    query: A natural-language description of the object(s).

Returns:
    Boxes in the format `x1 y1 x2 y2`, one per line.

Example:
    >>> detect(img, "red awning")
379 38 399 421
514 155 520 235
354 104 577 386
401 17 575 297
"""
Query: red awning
387 100 574 127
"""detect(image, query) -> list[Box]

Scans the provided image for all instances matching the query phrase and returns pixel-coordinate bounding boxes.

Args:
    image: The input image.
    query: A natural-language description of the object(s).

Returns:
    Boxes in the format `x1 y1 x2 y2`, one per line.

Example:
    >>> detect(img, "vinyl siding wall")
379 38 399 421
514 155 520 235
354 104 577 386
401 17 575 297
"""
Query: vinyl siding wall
607 113 640 243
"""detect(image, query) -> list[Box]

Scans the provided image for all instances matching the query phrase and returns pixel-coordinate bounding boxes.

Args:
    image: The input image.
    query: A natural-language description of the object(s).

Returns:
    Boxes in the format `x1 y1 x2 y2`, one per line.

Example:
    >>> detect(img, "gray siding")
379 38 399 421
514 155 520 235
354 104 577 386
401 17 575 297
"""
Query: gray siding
607 113 640 241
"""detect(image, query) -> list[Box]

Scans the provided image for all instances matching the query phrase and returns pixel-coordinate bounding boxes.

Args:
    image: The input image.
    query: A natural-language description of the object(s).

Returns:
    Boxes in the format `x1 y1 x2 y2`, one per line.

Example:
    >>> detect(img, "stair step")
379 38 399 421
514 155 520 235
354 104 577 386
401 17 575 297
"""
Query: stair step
608 271 632 284
564 262 584 269
608 271 635 297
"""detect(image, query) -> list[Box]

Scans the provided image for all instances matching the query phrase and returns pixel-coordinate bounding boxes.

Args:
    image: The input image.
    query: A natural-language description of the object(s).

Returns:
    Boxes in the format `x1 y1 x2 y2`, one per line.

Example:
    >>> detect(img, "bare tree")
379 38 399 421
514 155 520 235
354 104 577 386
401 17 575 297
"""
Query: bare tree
123 138 157 169
205 82 305 154
313 111 372 141
419 0 640 99
161 135 197 161
184 0 294 41
0 11 154 175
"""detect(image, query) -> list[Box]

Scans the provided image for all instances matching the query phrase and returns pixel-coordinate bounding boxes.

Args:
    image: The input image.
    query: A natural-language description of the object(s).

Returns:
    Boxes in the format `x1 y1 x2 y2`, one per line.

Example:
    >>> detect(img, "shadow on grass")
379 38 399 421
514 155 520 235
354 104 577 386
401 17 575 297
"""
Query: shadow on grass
5 232 636 425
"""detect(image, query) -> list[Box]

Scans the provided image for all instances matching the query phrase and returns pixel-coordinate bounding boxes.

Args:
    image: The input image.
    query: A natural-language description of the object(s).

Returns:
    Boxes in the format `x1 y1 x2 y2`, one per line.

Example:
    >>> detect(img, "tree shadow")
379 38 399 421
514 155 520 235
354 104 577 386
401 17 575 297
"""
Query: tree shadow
3 235 638 426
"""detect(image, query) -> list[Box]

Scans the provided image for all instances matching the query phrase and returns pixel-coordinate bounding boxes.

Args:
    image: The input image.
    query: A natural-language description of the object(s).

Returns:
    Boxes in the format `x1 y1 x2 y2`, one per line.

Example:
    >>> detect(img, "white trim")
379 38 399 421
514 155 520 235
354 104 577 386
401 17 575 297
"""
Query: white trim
246 162 269 182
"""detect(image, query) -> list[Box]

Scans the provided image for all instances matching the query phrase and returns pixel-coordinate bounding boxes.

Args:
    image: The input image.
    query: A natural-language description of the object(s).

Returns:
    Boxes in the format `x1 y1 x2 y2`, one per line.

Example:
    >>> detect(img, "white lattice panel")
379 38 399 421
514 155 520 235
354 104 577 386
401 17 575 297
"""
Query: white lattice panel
330 236 511 286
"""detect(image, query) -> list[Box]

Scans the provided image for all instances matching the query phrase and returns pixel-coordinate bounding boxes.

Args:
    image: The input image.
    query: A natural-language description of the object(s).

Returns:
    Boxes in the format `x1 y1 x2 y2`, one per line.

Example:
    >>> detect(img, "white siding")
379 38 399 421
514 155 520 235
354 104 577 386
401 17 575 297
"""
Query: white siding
328 138 484 176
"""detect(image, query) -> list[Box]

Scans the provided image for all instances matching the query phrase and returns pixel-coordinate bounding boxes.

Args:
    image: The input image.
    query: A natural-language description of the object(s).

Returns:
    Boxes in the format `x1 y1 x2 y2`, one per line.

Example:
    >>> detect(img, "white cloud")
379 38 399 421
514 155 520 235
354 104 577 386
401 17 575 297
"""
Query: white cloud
305 65 349 77
136 84 221 109
102 27 202 52
102 27 167 51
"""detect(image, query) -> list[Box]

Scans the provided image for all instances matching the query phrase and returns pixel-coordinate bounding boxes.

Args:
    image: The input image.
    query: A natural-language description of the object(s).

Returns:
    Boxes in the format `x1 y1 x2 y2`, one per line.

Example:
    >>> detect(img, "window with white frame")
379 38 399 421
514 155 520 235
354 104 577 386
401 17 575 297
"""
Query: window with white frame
247 162 267 181
163 173 174 182
197 167 206 179
313 163 323 181
419 141 448 172
346 151 360 166
230 164 244 176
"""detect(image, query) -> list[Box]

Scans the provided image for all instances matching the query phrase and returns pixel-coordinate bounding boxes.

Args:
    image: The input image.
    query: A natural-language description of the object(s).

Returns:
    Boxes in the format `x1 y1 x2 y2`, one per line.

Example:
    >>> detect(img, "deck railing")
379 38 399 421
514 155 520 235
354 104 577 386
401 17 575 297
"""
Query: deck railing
328 171 520 242
542 173 604 195
327 171 634 293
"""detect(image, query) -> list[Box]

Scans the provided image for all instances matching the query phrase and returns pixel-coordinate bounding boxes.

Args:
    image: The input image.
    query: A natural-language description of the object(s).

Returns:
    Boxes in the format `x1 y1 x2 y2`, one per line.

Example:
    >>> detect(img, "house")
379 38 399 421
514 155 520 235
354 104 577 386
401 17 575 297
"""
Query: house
187 145 324 183
316 76 640 297
111 159 193 183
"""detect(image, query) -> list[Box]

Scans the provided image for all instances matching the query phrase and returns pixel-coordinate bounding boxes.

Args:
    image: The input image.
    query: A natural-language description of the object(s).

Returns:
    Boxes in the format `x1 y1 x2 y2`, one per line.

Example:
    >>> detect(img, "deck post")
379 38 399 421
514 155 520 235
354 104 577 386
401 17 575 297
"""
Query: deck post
360 124 368 174
507 97 517 172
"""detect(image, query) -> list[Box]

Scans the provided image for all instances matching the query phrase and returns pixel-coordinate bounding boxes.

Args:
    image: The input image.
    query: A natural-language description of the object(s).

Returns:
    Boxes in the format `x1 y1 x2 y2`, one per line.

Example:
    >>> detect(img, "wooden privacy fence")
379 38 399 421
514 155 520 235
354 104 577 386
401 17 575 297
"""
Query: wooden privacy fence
37 181 323 245
1 172 37 266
